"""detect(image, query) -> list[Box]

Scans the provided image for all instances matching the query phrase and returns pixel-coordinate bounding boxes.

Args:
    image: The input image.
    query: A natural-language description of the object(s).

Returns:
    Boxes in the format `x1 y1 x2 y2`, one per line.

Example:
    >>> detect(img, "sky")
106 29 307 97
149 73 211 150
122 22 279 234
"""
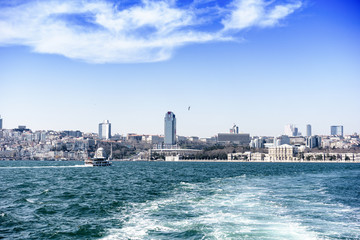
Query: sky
0 0 359 138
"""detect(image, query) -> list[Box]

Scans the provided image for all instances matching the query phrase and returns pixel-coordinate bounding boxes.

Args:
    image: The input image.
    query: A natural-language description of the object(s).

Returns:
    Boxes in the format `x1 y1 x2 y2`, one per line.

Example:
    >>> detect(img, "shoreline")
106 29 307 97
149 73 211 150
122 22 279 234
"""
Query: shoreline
113 159 360 163
1 159 359 163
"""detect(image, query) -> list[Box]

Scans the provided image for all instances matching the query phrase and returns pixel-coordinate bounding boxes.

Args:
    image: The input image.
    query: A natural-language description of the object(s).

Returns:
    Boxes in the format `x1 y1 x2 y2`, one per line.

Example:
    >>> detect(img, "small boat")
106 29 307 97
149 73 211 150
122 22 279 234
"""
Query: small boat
85 146 112 167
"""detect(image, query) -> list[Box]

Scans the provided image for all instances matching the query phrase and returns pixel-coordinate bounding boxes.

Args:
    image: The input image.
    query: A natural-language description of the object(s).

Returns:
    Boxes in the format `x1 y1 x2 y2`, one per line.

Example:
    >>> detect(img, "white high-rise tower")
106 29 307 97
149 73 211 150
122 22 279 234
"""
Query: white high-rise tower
99 120 111 139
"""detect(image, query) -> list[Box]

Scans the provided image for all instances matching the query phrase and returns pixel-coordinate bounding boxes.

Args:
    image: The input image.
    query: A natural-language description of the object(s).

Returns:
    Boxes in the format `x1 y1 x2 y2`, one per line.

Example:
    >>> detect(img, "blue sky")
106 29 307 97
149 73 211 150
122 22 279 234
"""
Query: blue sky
0 0 359 137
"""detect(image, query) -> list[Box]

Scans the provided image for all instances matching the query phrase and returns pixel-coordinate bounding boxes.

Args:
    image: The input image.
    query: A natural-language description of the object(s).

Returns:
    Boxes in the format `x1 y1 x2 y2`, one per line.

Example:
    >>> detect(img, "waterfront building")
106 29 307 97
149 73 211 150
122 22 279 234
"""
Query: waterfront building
284 124 298 137
228 152 265 161
306 124 312 137
217 133 250 146
149 148 200 160
165 155 180 161
164 111 176 145
268 144 296 161
99 120 111 139
331 125 343 137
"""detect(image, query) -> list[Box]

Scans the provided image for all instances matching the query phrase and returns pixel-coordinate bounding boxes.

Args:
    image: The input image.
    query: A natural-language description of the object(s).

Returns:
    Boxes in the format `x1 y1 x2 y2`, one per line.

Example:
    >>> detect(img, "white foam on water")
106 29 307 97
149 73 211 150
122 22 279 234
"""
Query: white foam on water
102 200 177 240
25 198 36 204
102 175 334 240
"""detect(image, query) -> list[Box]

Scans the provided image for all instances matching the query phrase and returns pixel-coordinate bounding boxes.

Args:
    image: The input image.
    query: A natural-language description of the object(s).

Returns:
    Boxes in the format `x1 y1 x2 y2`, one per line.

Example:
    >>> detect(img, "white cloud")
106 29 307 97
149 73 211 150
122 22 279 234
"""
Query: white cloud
222 0 302 30
260 2 302 27
222 0 265 30
0 0 302 63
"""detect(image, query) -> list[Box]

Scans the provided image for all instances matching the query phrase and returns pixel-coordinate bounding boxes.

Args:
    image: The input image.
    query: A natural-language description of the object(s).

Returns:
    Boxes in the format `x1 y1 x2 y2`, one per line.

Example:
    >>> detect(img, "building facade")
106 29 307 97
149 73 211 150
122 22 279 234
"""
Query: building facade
268 144 295 161
0 115 2 129
331 125 343 136
99 120 111 139
306 135 321 149
164 111 176 145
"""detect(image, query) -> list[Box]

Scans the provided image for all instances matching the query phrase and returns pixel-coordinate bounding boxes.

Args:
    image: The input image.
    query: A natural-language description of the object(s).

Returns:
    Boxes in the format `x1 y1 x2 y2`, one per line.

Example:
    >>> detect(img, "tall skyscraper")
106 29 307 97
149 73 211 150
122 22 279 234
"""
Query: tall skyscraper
0 115 2 129
99 120 111 139
331 125 343 136
230 124 239 134
306 124 312 137
284 124 298 136
164 111 176 145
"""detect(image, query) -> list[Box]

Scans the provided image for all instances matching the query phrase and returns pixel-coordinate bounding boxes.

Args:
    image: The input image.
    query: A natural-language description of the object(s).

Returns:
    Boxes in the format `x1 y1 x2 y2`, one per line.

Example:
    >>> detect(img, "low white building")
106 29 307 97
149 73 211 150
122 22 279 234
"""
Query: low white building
165 155 180 161
227 152 265 161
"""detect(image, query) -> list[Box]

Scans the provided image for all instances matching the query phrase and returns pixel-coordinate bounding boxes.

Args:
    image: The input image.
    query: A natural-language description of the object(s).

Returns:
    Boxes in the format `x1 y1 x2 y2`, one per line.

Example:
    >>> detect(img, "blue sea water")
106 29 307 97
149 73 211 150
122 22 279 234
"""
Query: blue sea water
0 161 359 239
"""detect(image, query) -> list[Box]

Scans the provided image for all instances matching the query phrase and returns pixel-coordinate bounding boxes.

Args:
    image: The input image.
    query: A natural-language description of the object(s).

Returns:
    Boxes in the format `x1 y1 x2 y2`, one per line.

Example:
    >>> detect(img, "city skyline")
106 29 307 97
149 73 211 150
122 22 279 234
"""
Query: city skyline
0 113 354 139
0 0 359 137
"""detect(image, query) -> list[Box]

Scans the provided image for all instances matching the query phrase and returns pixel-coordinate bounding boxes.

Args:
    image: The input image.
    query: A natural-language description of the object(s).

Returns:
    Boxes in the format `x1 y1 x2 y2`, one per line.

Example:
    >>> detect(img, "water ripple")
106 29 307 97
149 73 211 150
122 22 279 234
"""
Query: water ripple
0 161 359 239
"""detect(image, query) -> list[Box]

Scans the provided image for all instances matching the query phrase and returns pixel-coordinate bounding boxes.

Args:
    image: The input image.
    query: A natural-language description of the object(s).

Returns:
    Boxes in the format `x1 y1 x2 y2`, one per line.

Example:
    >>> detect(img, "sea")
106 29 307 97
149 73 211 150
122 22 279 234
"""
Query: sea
0 161 359 240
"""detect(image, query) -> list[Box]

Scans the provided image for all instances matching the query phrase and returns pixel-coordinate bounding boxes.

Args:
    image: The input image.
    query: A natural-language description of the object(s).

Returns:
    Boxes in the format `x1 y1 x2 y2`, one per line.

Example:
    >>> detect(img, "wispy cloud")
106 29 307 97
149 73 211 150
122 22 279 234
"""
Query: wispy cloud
222 0 302 30
0 0 302 63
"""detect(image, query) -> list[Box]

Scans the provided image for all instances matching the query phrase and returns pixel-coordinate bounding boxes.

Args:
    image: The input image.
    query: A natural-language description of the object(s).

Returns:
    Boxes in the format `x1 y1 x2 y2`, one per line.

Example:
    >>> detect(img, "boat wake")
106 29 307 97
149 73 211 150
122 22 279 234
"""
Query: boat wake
102 176 324 240
0 165 91 169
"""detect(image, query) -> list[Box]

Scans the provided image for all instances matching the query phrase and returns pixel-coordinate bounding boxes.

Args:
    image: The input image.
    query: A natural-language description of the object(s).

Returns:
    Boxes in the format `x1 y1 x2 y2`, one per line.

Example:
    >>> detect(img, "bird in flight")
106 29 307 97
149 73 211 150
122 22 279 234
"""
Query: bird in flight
188 106 191 111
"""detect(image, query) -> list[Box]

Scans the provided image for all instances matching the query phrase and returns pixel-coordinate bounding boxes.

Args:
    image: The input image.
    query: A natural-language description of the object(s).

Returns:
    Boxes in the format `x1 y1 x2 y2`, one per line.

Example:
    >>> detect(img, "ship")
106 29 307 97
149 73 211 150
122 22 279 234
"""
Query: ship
85 145 112 167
